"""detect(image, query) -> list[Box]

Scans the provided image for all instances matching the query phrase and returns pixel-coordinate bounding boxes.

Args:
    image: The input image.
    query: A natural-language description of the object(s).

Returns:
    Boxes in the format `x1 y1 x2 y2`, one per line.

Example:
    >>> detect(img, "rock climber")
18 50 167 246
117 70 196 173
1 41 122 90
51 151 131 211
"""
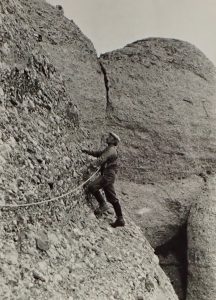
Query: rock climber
81 132 125 228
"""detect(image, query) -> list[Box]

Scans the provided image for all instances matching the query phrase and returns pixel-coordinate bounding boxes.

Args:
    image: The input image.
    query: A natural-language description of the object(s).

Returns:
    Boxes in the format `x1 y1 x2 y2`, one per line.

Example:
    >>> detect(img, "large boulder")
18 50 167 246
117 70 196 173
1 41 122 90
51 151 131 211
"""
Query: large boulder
100 38 216 183
0 0 178 299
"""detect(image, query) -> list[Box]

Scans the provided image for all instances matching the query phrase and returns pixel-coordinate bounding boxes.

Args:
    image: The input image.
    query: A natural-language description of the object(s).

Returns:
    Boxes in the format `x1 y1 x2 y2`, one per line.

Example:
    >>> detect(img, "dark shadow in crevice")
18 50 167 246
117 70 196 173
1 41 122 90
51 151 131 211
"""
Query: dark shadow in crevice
99 61 113 114
155 223 188 300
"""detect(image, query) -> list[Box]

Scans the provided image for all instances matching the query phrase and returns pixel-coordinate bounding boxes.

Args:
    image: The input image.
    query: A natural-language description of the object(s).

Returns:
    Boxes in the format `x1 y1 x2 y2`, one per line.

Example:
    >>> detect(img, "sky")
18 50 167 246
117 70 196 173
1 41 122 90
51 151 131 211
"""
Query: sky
48 0 216 65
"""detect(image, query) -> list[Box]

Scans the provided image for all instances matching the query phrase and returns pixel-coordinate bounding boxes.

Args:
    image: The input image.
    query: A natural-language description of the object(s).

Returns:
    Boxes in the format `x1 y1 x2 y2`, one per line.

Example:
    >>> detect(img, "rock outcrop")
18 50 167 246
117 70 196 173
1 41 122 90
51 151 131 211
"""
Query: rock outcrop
1 0 216 299
117 176 203 247
0 0 178 299
187 176 216 300
100 38 216 299
116 176 204 299
100 38 216 183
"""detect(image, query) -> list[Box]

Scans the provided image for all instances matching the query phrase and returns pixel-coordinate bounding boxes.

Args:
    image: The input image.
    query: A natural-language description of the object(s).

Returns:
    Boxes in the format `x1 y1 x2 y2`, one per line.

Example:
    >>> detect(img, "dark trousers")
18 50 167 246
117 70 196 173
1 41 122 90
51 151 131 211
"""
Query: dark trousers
87 170 123 218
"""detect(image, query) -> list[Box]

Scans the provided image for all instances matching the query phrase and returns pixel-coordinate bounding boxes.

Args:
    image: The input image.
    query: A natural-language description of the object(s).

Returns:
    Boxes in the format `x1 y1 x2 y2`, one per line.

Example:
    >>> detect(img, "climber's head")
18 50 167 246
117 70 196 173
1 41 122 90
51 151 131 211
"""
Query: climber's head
106 132 120 146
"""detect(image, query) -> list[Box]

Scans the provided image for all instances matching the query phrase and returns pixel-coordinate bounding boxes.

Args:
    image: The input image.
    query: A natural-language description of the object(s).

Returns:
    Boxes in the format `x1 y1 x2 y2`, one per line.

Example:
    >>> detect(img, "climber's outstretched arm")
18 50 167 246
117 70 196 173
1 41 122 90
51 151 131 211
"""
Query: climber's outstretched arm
81 148 105 158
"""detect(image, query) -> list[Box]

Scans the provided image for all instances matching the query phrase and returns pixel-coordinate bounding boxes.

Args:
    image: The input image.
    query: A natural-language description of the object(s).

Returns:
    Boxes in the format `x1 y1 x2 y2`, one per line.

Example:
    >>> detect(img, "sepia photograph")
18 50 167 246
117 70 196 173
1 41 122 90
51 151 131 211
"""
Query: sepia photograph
0 0 216 299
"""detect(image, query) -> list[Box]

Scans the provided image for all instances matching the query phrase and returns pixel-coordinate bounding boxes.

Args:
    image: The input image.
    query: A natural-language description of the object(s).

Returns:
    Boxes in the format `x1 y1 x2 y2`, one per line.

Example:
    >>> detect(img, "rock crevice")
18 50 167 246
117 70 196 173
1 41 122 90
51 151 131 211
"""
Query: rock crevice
99 61 113 114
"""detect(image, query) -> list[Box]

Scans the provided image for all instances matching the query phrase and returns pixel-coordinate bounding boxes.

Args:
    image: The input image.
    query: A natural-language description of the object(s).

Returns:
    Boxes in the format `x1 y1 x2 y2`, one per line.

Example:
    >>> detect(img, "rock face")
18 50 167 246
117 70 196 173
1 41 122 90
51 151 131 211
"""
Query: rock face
2 0 107 130
100 38 216 184
0 0 178 299
1 0 216 299
117 176 203 247
100 38 216 299
187 176 216 300
116 176 205 300
0 208 178 300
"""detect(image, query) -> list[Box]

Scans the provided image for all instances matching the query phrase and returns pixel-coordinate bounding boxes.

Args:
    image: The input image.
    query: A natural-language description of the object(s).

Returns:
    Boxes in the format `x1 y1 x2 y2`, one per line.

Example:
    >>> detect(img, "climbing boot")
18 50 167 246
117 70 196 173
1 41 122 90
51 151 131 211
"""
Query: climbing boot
94 203 109 216
110 217 125 228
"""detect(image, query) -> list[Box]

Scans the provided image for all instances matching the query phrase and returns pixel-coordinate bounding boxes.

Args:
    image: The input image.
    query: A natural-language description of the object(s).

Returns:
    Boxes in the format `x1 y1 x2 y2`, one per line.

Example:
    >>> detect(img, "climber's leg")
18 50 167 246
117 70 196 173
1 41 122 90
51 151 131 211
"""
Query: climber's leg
104 184 125 227
87 176 109 214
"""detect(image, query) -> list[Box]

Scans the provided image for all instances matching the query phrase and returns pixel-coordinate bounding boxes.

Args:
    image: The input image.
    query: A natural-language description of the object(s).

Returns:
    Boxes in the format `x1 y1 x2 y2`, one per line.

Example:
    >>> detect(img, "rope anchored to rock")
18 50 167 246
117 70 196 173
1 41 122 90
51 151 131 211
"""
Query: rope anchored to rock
0 168 100 209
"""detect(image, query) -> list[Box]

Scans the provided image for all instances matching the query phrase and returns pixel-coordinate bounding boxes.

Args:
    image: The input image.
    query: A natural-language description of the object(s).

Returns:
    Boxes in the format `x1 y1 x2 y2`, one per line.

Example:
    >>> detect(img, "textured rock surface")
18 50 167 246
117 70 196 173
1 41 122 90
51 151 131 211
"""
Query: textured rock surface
2 0 216 299
187 176 216 300
0 0 178 299
117 175 204 247
100 38 216 299
0 208 178 300
13 0 106 129
116 176 205 300
100 39 216 184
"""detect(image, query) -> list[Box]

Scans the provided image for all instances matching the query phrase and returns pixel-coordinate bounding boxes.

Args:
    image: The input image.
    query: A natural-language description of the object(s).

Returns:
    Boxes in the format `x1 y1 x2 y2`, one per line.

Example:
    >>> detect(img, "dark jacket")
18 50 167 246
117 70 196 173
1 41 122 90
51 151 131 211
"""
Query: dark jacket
86 145 118 174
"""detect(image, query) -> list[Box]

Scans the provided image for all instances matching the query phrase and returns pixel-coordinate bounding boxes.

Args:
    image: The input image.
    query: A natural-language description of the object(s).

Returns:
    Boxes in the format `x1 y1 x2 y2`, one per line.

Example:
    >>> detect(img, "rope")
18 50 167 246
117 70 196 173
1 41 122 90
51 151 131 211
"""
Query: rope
0 169 100 209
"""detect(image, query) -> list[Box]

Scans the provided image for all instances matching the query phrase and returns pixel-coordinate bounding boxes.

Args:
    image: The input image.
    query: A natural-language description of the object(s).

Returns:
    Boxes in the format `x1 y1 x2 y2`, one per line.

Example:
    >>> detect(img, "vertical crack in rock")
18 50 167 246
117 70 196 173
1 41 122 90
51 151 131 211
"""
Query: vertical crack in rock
99 61 113 114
